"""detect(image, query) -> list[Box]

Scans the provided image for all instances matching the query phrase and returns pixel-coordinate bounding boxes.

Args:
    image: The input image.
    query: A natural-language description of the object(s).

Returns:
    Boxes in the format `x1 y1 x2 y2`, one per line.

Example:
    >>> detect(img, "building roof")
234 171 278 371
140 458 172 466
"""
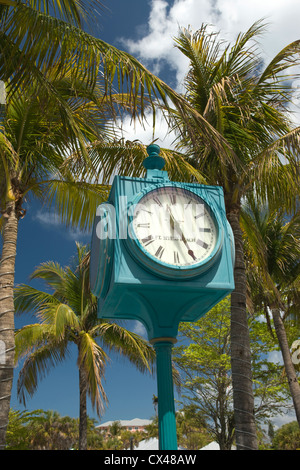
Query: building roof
134 438 159 450
133 438 184 451
97 418 152 428
200 441 236 450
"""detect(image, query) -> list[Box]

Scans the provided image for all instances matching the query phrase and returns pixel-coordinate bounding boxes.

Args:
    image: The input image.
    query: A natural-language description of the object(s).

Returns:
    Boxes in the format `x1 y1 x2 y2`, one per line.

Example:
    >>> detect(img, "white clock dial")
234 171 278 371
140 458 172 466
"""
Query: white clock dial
130 187 218 268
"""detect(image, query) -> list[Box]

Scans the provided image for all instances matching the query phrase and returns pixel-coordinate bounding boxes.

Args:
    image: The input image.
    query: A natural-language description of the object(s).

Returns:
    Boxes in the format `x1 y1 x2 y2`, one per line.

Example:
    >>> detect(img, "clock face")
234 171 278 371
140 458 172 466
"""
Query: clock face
128 186 220 273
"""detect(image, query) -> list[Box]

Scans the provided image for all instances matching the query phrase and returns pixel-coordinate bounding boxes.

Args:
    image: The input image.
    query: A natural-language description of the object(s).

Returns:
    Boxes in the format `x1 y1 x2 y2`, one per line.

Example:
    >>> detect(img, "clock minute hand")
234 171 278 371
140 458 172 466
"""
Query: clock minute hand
166 205 197 261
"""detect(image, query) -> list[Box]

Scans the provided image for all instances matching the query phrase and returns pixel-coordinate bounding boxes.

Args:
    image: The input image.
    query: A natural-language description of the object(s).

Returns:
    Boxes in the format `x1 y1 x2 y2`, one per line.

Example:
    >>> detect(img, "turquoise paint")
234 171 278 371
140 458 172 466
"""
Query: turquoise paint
151 339 177 450
90 144 235 450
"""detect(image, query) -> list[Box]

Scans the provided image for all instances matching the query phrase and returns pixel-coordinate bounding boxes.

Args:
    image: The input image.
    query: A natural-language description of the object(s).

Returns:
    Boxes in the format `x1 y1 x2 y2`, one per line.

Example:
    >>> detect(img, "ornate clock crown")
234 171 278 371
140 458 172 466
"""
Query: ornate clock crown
143 144 165 170
143 144 169 182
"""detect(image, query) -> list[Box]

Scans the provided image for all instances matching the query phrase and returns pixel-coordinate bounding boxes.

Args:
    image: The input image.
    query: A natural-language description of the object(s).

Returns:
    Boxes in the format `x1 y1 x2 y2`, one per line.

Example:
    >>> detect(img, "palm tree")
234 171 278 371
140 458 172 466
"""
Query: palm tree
14 243 155 450
242 200 300 425
162 21 300 449
0 74 113 447
152 394 158 417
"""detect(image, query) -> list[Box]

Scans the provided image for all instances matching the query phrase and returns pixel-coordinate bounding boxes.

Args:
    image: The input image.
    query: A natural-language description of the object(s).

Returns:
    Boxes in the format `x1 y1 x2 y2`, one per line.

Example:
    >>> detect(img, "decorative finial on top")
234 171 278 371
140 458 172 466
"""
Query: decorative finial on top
143 144 165 170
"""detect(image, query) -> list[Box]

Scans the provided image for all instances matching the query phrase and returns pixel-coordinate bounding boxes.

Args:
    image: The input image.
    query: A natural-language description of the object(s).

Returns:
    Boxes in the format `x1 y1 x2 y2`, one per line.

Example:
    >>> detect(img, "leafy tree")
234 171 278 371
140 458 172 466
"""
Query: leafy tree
242 200 300 425
109 420 122 438
272 421 300 450
0 76 111 448
176 404 211 450
144 415 159 439
14 243 155 450
174 298 234 450
174 298 293 449
6 409 78 450
5 409 44 450
6 407 106 449
120 430 144 450
164 20 300 449
249 315 296 423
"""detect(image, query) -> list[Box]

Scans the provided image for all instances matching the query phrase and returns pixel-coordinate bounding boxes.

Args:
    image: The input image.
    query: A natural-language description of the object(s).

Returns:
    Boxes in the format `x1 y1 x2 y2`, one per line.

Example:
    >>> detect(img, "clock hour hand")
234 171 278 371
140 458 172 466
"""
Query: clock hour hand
166 205 197 260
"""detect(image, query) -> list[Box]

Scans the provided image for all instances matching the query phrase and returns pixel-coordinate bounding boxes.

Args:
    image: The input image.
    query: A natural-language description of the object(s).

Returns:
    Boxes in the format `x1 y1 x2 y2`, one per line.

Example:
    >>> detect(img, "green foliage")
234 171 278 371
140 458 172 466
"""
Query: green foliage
174 298 234 449
272 421 300 450
5 409 44 450
6 409 77 450
13 243 155 450
176 404 211 450
249 315 293 422
14 243 155 414
6 408 105 450
170 21 300 211
174 298 294 448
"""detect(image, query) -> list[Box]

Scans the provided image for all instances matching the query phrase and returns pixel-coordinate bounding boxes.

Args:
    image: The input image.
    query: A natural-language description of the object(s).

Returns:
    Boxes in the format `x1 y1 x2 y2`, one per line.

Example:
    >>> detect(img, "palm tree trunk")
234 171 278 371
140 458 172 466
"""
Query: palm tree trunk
227 207 258 450
0 200 18 449
271 307 300 426
79 364 88 450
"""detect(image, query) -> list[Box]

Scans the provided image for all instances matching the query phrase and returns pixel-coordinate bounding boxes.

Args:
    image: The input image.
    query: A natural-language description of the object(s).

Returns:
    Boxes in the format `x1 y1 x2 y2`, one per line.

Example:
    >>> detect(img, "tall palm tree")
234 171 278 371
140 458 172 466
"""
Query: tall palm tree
0 72 114 447
14 243 155 450
162 21 300 449
242 200 300 425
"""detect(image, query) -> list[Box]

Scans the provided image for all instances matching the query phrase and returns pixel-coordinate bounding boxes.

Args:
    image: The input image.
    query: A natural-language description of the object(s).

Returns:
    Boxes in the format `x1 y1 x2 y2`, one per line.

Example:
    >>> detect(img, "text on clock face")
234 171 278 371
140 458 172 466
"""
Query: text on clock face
95 188 219 266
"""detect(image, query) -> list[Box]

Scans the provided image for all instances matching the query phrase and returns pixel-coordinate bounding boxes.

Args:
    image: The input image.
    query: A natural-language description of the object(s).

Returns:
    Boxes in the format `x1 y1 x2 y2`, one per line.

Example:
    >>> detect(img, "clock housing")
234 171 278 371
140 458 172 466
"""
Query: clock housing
90 145 235 341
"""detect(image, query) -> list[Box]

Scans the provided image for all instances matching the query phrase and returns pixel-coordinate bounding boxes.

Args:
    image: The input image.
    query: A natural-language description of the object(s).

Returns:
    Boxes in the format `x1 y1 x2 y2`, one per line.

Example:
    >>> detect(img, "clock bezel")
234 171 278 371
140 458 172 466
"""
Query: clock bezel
125 183 224 280
90 203 114 298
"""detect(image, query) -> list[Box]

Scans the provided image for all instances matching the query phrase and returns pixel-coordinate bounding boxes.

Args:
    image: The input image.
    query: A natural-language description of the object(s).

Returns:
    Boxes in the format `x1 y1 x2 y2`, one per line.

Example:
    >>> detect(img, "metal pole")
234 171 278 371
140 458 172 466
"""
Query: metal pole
151 338 177 450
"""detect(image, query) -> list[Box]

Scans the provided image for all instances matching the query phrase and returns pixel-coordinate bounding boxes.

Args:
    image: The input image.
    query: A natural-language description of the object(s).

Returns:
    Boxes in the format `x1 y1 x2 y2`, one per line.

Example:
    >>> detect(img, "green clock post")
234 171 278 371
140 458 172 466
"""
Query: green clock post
90 144 235 450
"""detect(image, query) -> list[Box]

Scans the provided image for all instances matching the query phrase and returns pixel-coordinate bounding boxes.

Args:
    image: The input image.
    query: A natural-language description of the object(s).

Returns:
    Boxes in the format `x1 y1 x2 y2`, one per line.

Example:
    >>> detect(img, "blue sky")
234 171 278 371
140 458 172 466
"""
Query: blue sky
9 0 300 427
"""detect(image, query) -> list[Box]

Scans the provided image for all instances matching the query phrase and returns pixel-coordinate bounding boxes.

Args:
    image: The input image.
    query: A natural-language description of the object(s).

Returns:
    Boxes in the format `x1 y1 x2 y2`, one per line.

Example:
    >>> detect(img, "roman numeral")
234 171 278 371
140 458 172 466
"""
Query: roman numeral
196 239 208 249
137 223 150 228
152 196 162 206
174 251 180 264
155 245 164 259
170 194 176 205
142 235 154 246
198 227 211 232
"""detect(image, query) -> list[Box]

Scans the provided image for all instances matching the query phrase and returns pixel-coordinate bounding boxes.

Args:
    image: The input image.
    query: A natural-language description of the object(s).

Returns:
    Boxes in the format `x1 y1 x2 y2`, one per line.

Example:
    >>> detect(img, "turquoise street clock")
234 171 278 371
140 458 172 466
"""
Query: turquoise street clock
90 144 235 450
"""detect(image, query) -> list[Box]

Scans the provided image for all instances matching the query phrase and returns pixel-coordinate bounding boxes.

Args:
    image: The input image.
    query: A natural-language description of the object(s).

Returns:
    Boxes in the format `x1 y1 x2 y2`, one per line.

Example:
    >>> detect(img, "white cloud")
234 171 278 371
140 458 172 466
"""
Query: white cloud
121 0 300 85
115 109 177 149
34 210 90 241
119 0 300 141
132 320 148 338
268 350 283 365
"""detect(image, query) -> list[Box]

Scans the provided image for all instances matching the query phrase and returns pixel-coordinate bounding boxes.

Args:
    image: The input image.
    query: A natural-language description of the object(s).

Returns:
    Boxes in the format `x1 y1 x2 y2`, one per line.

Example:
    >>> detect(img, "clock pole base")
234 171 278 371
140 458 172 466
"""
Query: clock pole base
151 337 178 450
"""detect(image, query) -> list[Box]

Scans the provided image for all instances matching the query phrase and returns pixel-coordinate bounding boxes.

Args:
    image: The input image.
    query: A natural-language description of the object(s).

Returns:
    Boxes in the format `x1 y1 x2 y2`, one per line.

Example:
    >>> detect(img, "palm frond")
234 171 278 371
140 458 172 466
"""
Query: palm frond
258 39 300 87
38 178 110 232
45 302 80 339
65 138 209 186
77 331 108 416
14 284 59 315
1 5 239 165
94 321 155 374
16 336 70 405
29 261 67 289
15 323 53 361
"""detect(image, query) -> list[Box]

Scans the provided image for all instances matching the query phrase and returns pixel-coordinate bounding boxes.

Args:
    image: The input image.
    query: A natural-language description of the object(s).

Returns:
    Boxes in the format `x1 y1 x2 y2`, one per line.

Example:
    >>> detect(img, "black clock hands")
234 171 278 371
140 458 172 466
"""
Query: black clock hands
166 205 197 261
